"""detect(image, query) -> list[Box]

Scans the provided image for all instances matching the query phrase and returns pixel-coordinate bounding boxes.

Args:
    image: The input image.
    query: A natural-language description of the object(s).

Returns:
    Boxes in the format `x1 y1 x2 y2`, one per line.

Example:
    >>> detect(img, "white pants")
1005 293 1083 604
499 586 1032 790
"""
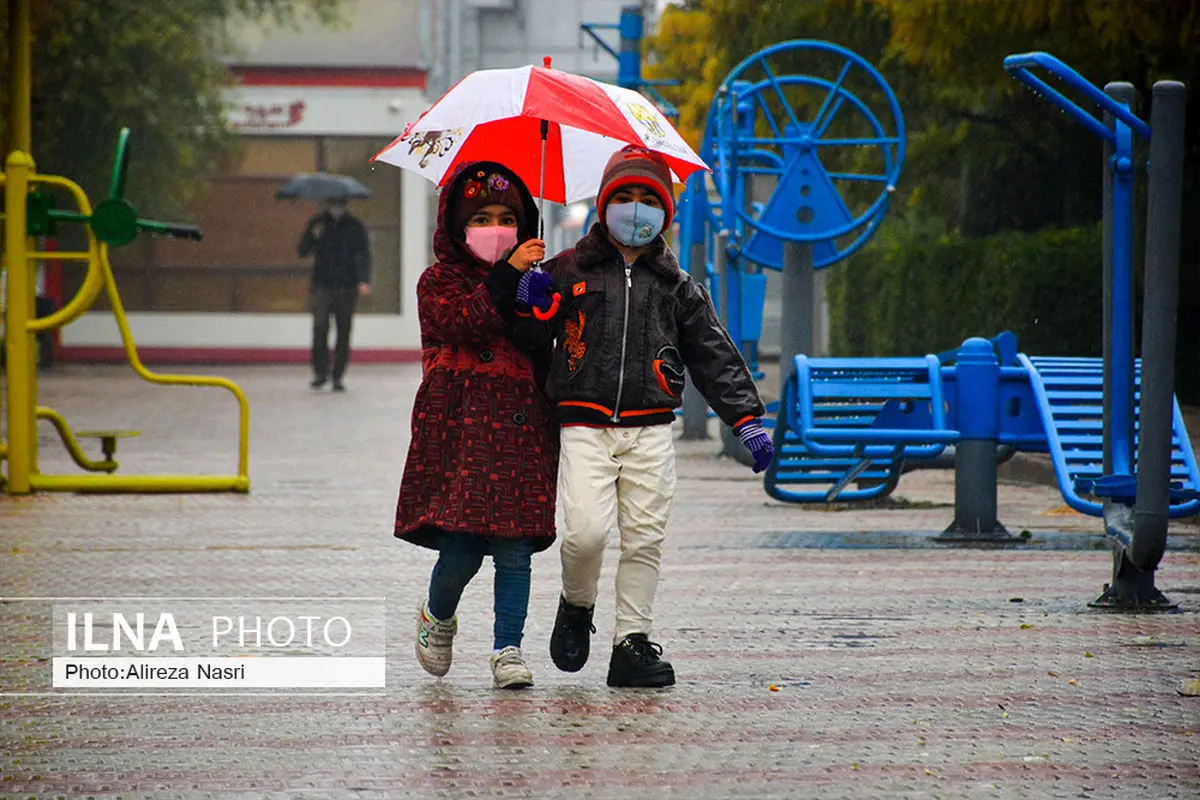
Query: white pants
558 424 676 641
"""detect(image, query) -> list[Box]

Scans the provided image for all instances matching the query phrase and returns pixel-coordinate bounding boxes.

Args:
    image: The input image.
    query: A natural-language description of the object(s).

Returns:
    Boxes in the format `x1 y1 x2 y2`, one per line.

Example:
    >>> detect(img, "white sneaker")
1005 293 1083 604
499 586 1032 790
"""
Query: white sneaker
415 604 457 677
490 646 534 689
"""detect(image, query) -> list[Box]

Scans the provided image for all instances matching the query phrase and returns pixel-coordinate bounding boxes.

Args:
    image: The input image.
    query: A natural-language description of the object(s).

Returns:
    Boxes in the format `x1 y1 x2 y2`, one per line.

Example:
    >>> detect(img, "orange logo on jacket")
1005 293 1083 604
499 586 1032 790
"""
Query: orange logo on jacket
572 281 587 296
564 310 587 372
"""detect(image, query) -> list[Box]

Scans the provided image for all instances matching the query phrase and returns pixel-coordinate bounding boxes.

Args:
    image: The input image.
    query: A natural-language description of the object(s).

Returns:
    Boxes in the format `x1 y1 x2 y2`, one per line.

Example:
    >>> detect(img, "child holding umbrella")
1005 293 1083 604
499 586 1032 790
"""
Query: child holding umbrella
394 161 556 690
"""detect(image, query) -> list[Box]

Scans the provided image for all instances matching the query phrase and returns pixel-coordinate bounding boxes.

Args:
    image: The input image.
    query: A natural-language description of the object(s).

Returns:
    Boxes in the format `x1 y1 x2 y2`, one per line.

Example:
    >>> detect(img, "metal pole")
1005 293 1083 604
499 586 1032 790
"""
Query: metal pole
7 0 32 155
1108 99 1137 478
1092 81 1187 612
1130 81 1187 572
617 5 643 91
4 0 34 494
681 214 711 440
779 241 815 397
1100 84 1137 475
939 338 1010 540
715 229 729 333
716 228 752 460
5 151 36 494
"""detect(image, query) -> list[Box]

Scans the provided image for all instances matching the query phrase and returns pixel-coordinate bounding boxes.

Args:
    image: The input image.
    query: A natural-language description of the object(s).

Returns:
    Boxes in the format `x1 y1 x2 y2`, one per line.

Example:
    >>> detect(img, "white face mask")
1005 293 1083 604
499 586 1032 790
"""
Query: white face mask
328 204 347 219
605 201 665 248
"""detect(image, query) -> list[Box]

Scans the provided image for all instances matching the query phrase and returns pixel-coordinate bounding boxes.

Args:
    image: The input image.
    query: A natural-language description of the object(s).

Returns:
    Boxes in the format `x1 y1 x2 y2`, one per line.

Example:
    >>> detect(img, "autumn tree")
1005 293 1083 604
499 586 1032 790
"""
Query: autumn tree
647 0 891 148
650 0 1197 233
646 0 1200 396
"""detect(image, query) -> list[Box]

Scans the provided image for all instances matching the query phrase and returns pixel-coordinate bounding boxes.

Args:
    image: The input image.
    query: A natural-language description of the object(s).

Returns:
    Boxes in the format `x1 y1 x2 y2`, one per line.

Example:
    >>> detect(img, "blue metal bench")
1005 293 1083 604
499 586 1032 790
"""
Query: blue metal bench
763 334 1030 503
767 344 1200 521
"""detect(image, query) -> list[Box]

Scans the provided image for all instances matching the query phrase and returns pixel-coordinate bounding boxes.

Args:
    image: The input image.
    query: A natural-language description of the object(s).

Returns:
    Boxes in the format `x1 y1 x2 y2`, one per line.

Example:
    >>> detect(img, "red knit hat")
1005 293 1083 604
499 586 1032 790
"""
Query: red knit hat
596 145 676 228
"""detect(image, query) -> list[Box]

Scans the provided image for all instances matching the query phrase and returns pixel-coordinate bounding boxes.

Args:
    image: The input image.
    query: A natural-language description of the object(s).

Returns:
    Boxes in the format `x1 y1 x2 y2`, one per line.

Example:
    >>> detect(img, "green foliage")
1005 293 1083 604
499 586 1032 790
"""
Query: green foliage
647 0 890 148
649 0 1200 401
826 217 1104 358
0 0 343 219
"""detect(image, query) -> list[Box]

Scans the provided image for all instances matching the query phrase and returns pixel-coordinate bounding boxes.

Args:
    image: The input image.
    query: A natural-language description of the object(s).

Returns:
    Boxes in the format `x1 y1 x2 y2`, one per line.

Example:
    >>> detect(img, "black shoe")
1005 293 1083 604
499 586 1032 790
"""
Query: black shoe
311 376 327 389
606 633 675 688
549 595 595 672
332 381 345 392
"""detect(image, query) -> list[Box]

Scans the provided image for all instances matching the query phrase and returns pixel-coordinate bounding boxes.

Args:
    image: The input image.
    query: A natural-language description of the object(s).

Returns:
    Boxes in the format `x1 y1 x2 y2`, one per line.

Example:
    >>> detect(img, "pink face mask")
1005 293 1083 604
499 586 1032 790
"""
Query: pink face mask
464 225 518 264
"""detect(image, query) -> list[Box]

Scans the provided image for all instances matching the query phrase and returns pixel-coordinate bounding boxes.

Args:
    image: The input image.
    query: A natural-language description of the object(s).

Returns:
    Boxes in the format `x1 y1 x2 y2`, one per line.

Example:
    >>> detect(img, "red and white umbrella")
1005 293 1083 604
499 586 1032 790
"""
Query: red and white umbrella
370 59 709 207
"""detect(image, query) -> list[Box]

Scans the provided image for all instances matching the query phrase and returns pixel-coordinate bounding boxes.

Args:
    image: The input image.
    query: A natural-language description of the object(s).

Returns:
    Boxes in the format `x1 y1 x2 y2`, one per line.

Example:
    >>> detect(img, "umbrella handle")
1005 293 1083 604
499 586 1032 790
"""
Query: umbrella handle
533 292 561 321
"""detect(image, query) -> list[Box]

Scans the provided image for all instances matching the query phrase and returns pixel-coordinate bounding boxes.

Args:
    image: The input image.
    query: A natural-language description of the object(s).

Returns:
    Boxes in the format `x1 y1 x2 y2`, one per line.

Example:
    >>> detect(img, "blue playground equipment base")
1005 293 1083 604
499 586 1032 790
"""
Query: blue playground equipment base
765 337 1200 518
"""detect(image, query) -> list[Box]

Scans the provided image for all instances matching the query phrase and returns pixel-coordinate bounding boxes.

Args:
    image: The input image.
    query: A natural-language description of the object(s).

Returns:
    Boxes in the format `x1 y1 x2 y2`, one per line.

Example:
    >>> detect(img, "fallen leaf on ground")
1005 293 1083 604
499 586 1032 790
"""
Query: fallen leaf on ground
768 684 781 692
1084 651 1095 658
1020 623 1032 630
1068 679 1078 685
1178 679 1200 697
1045 505 1083 516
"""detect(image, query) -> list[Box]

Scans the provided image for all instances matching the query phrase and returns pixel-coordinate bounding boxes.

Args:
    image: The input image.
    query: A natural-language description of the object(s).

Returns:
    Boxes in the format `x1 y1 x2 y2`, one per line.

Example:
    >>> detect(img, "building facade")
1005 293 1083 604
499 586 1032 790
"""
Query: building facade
61 0 649 361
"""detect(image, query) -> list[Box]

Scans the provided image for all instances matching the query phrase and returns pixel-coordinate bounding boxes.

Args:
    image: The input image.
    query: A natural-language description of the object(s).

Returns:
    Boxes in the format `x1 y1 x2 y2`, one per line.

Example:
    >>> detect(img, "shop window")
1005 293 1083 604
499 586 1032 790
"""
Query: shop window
76 135 405 315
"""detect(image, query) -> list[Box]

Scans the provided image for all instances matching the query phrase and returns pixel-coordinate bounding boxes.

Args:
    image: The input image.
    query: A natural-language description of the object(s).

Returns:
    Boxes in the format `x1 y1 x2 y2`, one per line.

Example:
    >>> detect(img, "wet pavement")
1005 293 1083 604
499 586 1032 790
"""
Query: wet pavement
1 364 1198 798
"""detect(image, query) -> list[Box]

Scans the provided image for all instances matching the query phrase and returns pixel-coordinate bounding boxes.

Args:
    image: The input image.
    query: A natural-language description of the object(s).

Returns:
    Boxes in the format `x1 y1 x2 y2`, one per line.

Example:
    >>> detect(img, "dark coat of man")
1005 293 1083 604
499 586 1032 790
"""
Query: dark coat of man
298 208 371 289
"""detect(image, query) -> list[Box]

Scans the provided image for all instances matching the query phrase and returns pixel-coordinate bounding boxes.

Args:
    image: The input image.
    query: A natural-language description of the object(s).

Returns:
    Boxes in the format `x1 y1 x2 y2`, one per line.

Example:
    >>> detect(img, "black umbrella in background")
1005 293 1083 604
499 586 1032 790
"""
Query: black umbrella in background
276 172 372 202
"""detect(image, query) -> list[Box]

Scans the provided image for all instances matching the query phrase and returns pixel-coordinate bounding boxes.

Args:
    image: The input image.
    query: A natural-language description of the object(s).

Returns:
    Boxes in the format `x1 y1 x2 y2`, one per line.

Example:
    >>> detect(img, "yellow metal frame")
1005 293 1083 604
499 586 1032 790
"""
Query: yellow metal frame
1 0 250 495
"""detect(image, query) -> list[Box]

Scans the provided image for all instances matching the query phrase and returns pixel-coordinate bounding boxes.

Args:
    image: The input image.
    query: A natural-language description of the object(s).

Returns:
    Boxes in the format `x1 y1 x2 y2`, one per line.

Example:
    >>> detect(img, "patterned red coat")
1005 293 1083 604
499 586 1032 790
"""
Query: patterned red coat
394 163 558 551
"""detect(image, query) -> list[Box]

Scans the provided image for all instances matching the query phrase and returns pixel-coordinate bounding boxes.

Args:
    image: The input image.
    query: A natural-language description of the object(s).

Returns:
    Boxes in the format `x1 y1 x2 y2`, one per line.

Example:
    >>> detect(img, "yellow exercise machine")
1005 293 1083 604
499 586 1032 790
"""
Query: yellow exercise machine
1 0 249 494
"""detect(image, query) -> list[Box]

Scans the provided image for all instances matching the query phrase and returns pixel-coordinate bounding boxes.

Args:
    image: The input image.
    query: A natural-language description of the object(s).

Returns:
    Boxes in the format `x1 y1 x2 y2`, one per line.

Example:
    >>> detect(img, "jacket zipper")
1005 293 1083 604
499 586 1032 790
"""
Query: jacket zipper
612 266 632 422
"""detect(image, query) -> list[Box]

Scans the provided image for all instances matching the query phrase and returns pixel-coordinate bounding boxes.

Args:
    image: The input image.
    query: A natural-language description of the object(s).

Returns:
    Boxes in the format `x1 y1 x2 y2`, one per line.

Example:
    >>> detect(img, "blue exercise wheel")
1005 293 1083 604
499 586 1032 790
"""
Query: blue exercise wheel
701 40 906 270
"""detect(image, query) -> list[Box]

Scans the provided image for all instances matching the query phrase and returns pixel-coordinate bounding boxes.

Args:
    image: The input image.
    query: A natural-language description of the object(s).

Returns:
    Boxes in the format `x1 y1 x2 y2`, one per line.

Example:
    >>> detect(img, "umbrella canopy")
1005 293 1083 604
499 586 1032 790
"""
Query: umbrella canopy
370 61 709 205
276 172 372 202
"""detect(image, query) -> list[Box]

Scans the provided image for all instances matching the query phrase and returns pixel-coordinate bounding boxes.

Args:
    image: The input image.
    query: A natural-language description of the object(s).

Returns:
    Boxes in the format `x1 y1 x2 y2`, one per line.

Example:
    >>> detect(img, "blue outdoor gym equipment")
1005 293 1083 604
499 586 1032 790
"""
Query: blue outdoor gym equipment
768 52 1197 609
677 40 906 386
580 5 678 112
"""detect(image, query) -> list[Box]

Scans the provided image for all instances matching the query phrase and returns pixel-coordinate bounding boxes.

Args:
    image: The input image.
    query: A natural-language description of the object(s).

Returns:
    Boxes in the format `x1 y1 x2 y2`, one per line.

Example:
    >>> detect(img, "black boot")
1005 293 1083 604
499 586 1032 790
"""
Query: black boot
607 633 675 688
549 595 595 672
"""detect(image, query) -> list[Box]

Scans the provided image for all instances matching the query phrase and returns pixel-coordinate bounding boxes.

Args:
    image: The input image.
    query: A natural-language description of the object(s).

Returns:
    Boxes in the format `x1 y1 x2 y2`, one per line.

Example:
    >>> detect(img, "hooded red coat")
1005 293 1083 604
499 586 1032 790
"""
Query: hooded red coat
394 162 558 551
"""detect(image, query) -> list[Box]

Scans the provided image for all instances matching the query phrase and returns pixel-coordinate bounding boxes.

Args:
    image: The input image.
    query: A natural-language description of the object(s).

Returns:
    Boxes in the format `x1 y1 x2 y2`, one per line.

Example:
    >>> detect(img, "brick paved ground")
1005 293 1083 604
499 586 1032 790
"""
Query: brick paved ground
1 364 1197 799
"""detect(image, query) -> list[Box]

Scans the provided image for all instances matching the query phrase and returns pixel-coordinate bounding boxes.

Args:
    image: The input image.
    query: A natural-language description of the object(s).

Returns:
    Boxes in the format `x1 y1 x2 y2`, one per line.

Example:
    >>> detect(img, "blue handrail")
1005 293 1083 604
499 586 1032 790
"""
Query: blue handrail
1002 52 1151 142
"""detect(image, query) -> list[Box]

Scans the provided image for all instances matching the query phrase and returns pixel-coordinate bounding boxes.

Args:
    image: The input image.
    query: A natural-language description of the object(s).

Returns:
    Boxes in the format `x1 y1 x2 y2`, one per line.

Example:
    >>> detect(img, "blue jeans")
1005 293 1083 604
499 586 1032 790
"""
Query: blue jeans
427 533 534 650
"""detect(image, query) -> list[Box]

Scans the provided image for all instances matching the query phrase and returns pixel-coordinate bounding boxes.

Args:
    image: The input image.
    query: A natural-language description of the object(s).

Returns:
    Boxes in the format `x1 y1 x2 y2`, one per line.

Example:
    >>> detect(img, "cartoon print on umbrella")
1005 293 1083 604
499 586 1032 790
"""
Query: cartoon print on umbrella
401 127 463 169
625 101 667 141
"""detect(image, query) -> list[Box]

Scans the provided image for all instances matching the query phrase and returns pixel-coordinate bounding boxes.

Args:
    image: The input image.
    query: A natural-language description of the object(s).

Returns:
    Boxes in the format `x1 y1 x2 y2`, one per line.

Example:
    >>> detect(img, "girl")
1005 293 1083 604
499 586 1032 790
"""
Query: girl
394 161 557 689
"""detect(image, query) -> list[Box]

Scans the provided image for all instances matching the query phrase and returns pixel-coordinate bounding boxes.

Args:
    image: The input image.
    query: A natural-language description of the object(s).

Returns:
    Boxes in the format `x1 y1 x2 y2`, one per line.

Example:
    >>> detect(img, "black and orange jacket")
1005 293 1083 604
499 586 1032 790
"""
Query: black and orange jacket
510 223 764 429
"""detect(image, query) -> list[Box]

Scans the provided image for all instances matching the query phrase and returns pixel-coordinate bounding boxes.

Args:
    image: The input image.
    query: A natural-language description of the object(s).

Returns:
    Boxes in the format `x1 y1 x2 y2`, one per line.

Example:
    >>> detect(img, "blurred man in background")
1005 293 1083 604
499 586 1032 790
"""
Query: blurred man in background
298 198 372 391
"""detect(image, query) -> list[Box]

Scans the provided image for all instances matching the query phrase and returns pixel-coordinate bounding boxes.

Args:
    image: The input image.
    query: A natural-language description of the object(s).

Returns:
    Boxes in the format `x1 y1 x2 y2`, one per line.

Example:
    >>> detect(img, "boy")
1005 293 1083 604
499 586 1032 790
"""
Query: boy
518 145 774 687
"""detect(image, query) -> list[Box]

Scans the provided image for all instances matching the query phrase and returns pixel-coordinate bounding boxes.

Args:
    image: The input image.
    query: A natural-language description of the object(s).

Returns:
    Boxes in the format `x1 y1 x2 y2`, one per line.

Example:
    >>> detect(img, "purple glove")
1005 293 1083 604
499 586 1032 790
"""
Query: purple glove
516 269 557 312
735 419 775 474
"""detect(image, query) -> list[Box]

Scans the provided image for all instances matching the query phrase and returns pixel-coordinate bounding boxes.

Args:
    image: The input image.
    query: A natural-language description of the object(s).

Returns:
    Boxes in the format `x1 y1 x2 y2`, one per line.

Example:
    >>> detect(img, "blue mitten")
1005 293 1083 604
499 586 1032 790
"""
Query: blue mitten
516 269 559 315
735 419 775 474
